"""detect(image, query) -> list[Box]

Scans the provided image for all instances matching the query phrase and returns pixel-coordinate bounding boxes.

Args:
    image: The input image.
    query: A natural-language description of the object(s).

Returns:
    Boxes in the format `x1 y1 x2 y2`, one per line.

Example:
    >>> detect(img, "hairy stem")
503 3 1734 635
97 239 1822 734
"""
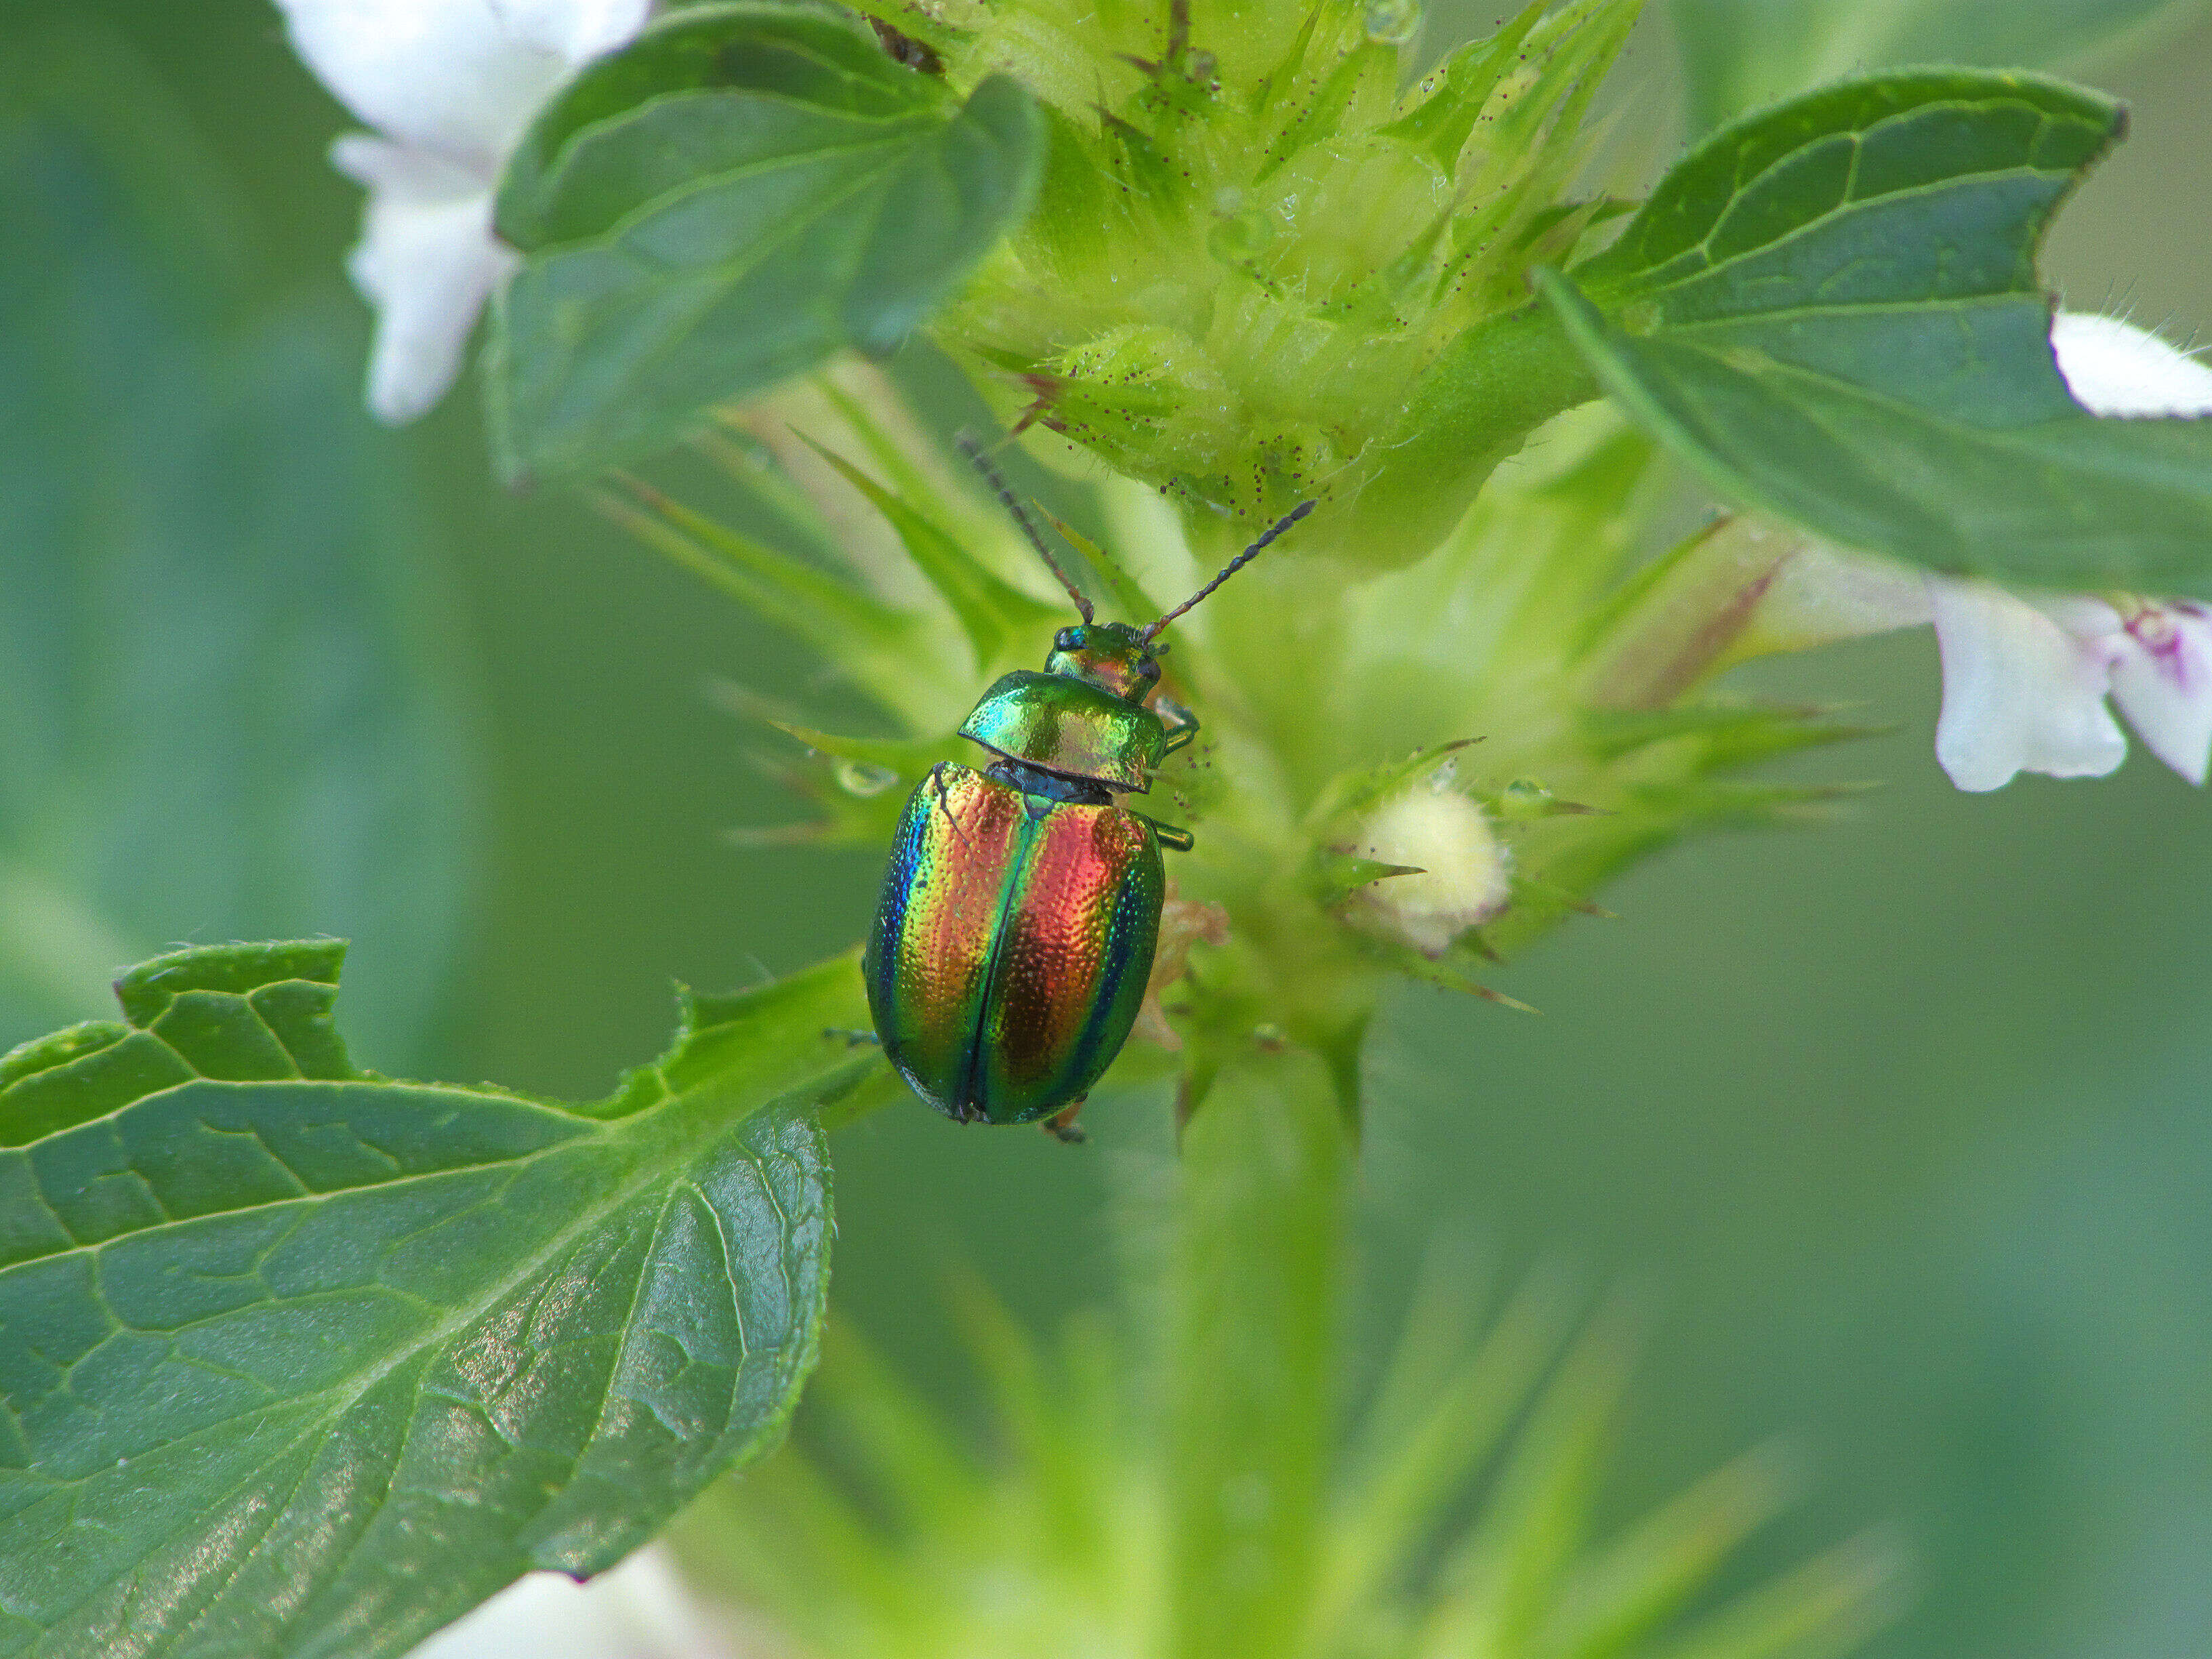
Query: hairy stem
1166 1048 1350 1659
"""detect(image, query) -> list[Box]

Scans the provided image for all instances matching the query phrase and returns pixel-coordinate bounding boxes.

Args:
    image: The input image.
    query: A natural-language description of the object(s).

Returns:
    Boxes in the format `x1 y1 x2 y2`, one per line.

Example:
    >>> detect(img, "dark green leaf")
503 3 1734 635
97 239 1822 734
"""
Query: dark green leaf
498 1 944 250
488 4 1044 480
1668 0 2212 133
0 941 874 1659
1547 71 2212 598
0 30 476 1068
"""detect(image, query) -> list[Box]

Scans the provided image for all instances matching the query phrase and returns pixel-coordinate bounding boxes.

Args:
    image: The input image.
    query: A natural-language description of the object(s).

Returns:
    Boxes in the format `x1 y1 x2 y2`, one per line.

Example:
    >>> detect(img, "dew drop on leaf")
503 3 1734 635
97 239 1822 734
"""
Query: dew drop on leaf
836 760 900 797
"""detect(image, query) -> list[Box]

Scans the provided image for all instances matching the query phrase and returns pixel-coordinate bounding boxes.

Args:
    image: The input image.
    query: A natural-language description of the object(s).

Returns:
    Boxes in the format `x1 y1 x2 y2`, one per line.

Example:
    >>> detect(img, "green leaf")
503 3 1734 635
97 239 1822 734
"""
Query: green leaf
1545 71 2212 600
1669 0 2212 133
497 1 943 250
0 30 476 1069
488 3 1044 479
0 941 874 1659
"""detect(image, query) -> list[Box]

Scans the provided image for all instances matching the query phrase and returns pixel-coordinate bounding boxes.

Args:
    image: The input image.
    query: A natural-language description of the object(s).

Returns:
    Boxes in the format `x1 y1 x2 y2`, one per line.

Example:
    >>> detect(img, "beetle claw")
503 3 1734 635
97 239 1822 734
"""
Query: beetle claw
1042 1100 1088 1143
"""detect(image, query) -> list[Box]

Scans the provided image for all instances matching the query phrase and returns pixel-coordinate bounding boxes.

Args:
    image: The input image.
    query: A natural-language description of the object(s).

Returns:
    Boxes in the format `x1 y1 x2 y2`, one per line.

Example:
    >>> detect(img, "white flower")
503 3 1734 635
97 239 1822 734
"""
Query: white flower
1753 312 2212 792
405 1543 742 1659
1929 586 2212 790
1344 778 1511 956
278 0 652 422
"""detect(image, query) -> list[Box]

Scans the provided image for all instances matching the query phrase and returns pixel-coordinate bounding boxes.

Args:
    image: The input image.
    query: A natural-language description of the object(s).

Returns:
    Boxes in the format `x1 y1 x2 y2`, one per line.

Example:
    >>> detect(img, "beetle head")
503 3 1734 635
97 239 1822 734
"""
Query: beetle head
1046 621 1163 703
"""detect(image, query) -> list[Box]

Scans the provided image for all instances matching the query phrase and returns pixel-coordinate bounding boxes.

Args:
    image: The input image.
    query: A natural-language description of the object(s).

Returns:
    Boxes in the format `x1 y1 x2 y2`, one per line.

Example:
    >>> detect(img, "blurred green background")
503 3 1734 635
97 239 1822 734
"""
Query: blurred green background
6 1 2211 1654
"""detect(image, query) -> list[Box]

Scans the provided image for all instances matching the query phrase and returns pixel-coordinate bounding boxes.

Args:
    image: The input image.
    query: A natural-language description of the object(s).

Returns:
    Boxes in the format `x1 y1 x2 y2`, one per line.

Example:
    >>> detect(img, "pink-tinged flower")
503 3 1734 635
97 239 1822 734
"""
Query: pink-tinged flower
1927 587 2212 790
1751 312 2212 791
276 0 652 422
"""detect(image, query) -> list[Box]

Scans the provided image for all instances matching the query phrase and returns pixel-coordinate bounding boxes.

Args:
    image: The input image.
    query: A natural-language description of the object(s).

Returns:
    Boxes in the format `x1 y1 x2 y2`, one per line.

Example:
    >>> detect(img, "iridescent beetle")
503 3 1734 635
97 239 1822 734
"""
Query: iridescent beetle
864 441 1313 1142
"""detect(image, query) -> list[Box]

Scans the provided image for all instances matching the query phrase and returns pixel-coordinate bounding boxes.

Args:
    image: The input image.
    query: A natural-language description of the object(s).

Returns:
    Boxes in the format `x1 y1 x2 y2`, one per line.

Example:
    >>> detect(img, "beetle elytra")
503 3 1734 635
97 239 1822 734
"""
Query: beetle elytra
864 442 1312 1141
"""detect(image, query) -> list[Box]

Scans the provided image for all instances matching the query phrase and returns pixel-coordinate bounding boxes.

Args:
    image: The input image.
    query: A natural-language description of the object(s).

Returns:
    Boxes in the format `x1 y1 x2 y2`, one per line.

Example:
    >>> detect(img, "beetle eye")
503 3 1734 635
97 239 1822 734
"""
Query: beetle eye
1055 628 1080 650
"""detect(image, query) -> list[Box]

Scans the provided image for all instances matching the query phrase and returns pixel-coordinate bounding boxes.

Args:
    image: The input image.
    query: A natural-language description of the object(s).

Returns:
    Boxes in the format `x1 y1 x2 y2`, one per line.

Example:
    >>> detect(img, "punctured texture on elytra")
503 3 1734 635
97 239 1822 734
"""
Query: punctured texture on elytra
865 764 1165 1124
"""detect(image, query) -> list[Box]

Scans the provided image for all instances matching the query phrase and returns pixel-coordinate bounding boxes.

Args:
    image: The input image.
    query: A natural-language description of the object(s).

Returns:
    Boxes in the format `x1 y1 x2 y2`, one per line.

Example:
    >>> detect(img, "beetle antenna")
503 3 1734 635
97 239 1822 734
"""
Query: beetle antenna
1142 499 1314 642
956 431 1094 623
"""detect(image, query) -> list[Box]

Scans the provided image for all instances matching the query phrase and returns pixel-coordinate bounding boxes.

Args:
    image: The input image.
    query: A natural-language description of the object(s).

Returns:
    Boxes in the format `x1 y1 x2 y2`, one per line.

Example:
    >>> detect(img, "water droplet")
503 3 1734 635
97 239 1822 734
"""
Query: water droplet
1185 47 1217 81
836 760 898 797
1364 0 1421 45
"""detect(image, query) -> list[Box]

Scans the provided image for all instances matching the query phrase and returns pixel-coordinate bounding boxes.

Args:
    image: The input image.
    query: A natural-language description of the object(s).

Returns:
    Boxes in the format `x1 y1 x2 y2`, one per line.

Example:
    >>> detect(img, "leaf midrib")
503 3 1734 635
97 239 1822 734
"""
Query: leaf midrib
1653 291 2039 331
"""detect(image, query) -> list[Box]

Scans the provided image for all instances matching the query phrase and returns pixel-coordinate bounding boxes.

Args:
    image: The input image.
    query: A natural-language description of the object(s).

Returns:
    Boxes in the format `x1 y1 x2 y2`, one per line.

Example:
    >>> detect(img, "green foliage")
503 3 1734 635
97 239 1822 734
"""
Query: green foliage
488 2 1045 478
0 941 876 1659
668 382 1877 1109
1549 69 2212 599
1669 0 2212 131
0 28 474 1067
670 1257 1898 1659
928 0 1641 565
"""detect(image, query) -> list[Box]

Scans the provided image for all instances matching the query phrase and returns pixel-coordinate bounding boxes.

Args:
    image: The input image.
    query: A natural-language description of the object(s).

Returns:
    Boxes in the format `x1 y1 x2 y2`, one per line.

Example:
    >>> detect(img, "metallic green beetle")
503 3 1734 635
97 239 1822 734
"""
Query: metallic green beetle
864 453 1312 1141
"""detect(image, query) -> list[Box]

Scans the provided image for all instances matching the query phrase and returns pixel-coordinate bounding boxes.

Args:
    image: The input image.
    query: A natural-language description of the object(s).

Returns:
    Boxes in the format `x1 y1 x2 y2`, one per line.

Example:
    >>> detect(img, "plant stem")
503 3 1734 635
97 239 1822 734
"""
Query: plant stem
1166 1047 1350 1659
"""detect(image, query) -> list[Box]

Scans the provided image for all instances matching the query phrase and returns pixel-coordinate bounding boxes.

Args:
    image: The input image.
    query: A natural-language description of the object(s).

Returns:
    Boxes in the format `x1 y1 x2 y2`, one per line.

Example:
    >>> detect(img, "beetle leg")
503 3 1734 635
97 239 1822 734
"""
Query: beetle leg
1157 697 1200 754
1136 813 1195 852
1042 1099 1088 1143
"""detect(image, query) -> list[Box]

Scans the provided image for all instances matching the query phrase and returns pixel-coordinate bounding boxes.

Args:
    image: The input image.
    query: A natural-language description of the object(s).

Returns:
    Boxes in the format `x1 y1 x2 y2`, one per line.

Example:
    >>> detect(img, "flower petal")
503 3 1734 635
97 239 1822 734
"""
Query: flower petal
2108 605 2212 785
504 0 657 64
1929 579 2127 792
333 135 516 424
2051 312 2212 418
276 0 571 171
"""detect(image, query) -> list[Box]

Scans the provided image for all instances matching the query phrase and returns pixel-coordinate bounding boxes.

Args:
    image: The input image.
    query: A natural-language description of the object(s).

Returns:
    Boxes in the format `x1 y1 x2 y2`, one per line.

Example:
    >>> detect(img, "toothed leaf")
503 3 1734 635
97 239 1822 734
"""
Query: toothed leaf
0 941 871 1659
1547 72 2212 600
1378 0 1548 167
